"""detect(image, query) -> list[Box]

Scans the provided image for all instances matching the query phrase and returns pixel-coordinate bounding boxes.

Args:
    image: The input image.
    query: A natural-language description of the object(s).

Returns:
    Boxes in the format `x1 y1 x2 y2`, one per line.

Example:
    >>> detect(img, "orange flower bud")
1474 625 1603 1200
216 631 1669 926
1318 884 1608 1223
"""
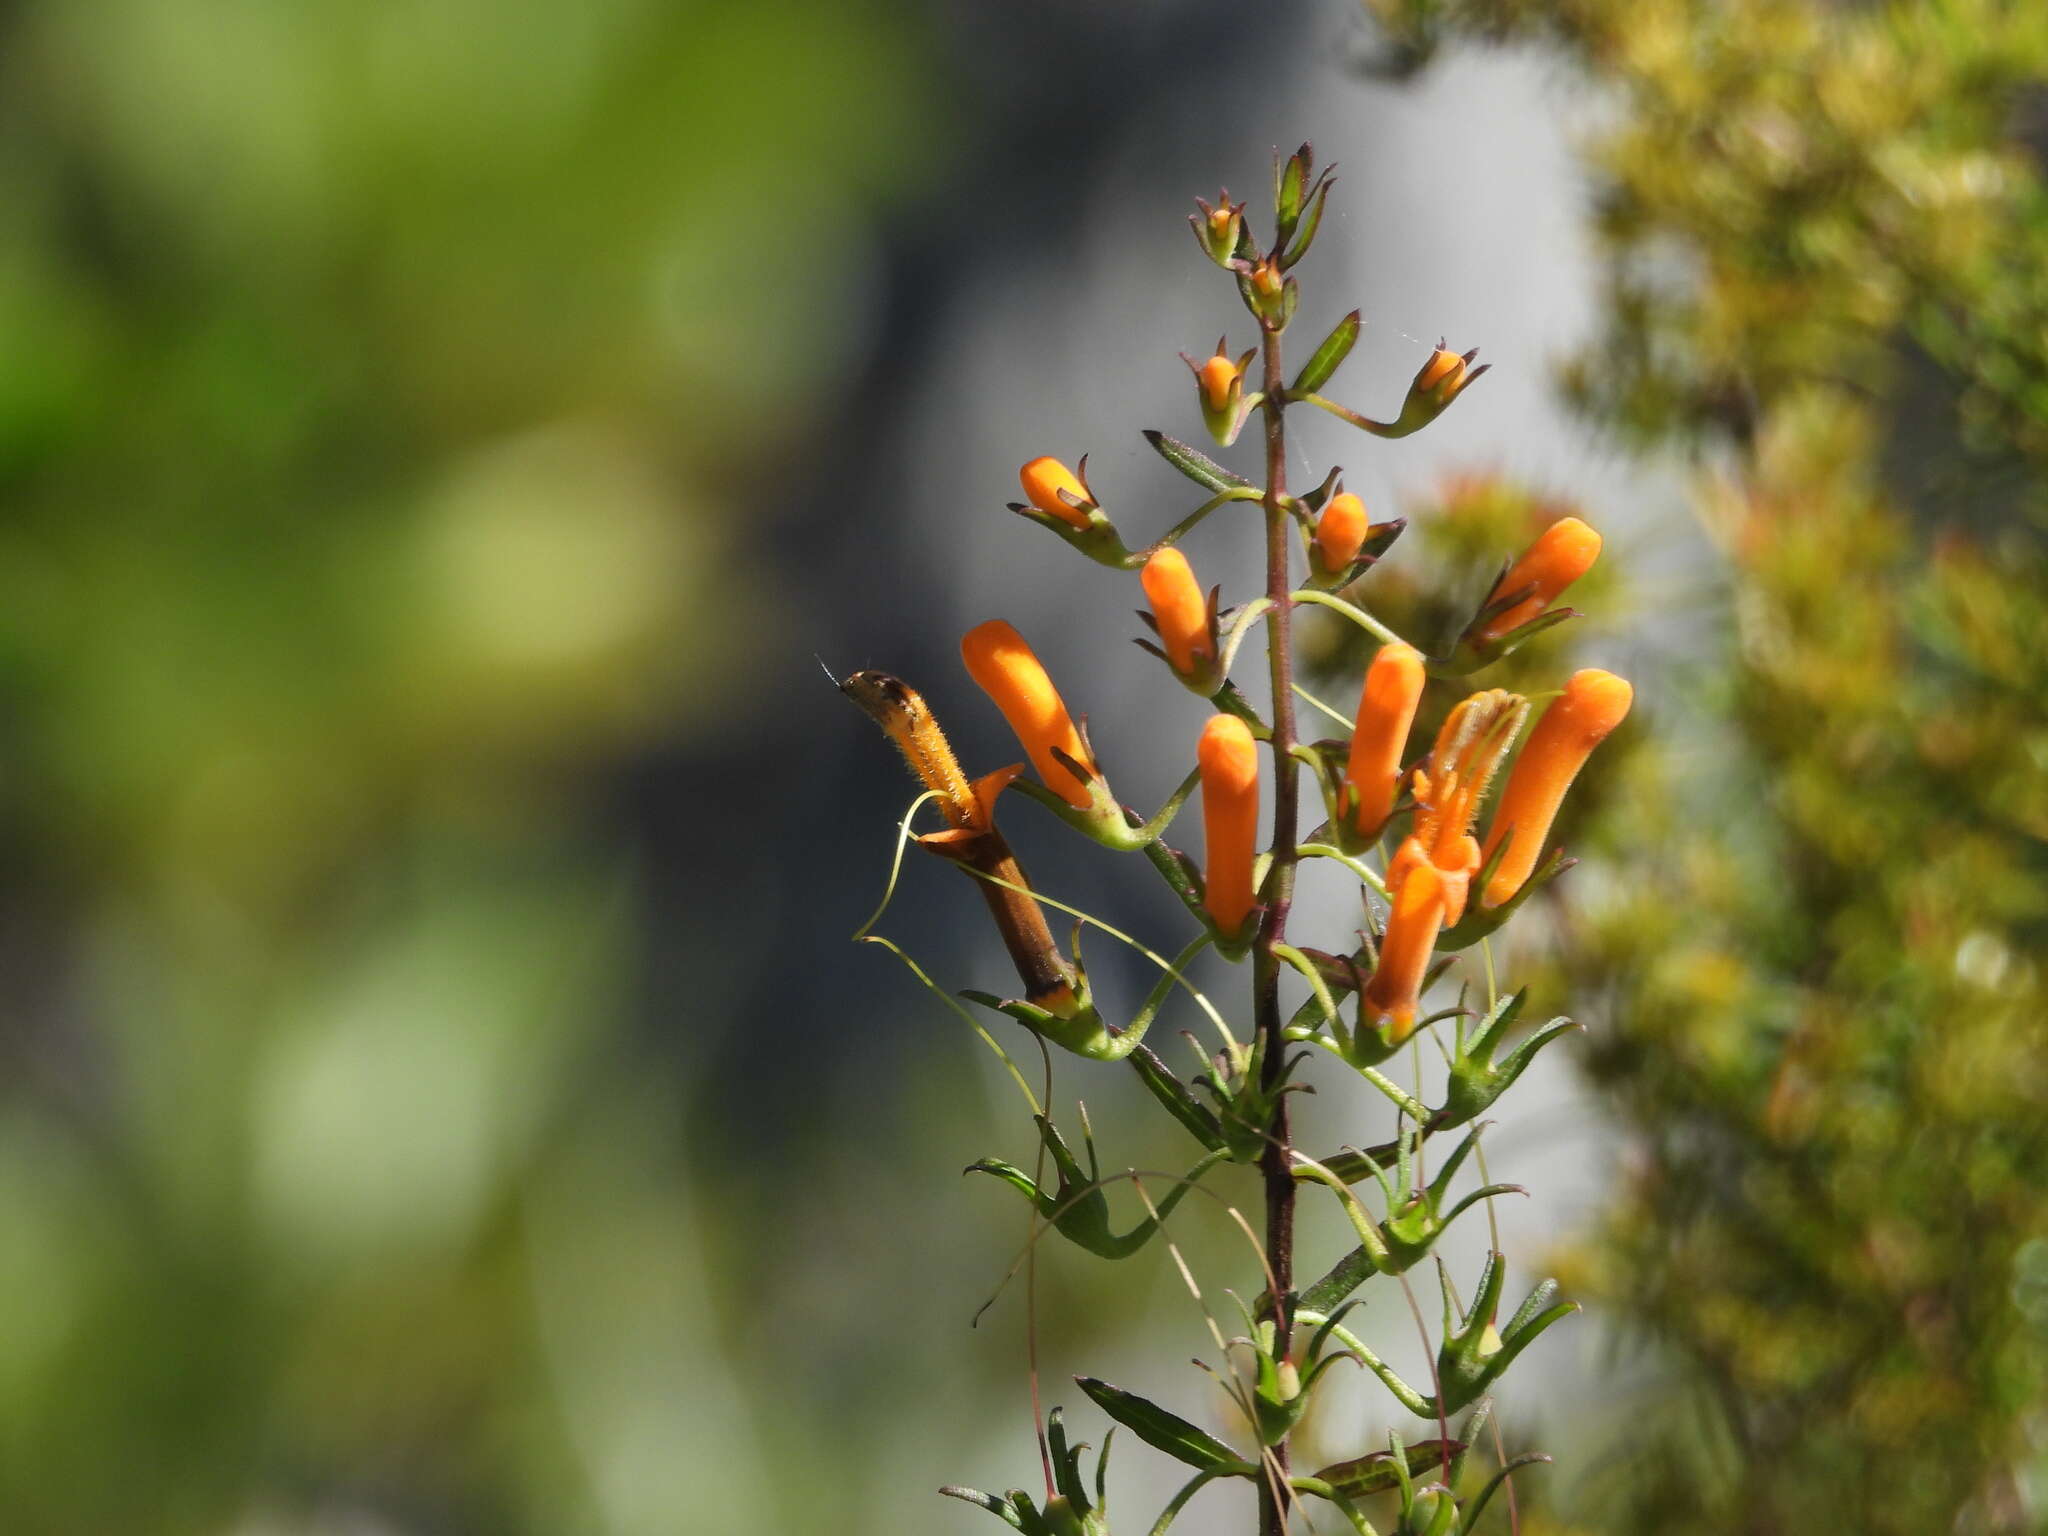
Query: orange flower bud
1140 548 1214 676
1362 860 1448 1042
1197 714 1261 936
1019 457 1093 530
1481 668 1632 907
961 620 1098 811
1343 643 1425 838
1415 344 1466 395
1197 353 1240 414
1314 491 1369 573
1477 516 1602 641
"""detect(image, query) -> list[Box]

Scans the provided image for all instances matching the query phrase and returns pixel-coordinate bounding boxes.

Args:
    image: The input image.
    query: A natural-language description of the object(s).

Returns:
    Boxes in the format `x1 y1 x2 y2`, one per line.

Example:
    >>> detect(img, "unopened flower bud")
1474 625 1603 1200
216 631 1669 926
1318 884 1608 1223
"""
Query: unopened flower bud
1416 345 1465 395
961 620 1099 811
1476 516 1602 641
1344 642 1425 839
1185 339 1254 447
1395 338 1489 433
1274 1358 1301 1401
1242 255 1297 329
1313 491 1369 575
1190 190 1244 267
1197 714 1261 937
1140 548 1216 678
1019 456 1095 530
1198 353 1239 414
1480 668 1632 907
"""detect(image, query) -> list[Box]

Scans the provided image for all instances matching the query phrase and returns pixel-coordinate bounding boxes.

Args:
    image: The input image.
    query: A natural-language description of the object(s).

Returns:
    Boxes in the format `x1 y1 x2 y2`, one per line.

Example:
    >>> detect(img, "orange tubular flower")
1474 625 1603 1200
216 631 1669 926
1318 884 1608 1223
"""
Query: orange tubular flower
1197 714 1260 936
1140 548 1214 676
961 620 1098 811
1019 457 1094 530
1480 668 1633 908
1392 688 1527 927
1362 860 1448 1042
1477 516 1603 641
1314 491 1369 574
1343 643 1425 838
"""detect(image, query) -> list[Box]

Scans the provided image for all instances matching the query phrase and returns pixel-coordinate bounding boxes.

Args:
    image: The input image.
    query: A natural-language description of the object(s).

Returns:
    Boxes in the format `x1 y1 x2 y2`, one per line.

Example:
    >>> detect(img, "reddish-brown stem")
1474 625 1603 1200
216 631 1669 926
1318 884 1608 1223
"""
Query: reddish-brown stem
1254 316 1298 1536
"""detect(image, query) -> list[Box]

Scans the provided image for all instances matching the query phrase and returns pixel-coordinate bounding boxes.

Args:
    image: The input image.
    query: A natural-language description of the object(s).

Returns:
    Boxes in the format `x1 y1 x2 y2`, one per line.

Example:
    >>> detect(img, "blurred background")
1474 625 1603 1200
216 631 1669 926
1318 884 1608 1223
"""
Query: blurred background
0 1 2042 1533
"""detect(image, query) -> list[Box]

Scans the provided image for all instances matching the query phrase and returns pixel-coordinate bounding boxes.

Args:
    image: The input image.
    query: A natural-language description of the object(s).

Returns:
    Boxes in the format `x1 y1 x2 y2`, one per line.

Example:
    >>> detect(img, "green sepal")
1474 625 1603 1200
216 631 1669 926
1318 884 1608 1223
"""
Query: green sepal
1142 429 1252 493
966 1114 1226 1260
940 1486 1029 1531
1432 600 1579 676
1433 1251 1579 1416
1281 168 1335 268
1075 1376 1255 1476
1291 310 1360 396
1440 989 1581 1128
1309 1440 1465 1499
1295 1124 1522 1309
1275 142 1311 245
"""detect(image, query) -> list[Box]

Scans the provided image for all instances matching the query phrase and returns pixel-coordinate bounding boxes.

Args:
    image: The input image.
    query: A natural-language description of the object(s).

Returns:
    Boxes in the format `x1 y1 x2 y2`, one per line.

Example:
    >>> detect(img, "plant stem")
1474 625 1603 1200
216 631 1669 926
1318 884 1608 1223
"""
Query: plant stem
1254 318 1298 1536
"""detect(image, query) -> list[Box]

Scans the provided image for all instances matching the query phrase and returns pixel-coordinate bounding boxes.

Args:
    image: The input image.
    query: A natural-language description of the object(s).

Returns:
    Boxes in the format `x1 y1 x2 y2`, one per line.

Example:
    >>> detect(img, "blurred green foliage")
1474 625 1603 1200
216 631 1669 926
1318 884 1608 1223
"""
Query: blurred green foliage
0 3 942 1532
1360 1 2048 1529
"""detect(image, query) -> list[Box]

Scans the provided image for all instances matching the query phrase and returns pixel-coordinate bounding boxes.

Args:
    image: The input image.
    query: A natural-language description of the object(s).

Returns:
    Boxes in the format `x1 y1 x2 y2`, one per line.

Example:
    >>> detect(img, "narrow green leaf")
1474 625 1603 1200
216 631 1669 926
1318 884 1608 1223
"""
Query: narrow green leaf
1310 1440 1465 1498
1142 430 1251 493
1290 310 1360 396
1075 1377 1249 1474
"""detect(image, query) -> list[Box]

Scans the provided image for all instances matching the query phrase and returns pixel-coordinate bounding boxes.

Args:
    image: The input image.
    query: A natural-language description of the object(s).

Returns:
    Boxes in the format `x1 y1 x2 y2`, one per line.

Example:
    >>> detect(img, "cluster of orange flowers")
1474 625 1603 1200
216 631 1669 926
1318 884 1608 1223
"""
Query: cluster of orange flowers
964 468 1627 1040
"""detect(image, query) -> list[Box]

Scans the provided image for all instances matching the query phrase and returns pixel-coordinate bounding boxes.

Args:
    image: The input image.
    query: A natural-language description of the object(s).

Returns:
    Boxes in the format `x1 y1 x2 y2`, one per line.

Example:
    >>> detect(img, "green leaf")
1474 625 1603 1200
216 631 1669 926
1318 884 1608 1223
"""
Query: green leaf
1142 430 1251 493
1291 310 1360 396
1074 1377 1251 1474
1310 1440 1465 1498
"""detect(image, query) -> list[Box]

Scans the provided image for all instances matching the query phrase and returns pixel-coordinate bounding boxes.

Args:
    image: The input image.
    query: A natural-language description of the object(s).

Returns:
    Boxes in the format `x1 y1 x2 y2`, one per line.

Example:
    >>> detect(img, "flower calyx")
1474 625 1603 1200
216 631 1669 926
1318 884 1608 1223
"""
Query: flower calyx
1307 490 1405 590
966 1110 1224 1260
1434 1250 1578 1417
1438 988 1581 1130
1296 1124 1524 1304
942 1407 1113 1536
1009 455 1139 568
1394 339 1490 434
1181 339 1258 447
1236 253 1299 331
1190 188 1247 268
1228 1293 1360 1447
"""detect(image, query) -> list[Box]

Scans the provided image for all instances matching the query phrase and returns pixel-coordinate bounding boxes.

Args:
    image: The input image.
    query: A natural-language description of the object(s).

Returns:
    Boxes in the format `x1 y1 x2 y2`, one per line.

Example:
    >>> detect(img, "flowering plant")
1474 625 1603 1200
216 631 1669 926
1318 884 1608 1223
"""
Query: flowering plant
845 146 1628 1536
